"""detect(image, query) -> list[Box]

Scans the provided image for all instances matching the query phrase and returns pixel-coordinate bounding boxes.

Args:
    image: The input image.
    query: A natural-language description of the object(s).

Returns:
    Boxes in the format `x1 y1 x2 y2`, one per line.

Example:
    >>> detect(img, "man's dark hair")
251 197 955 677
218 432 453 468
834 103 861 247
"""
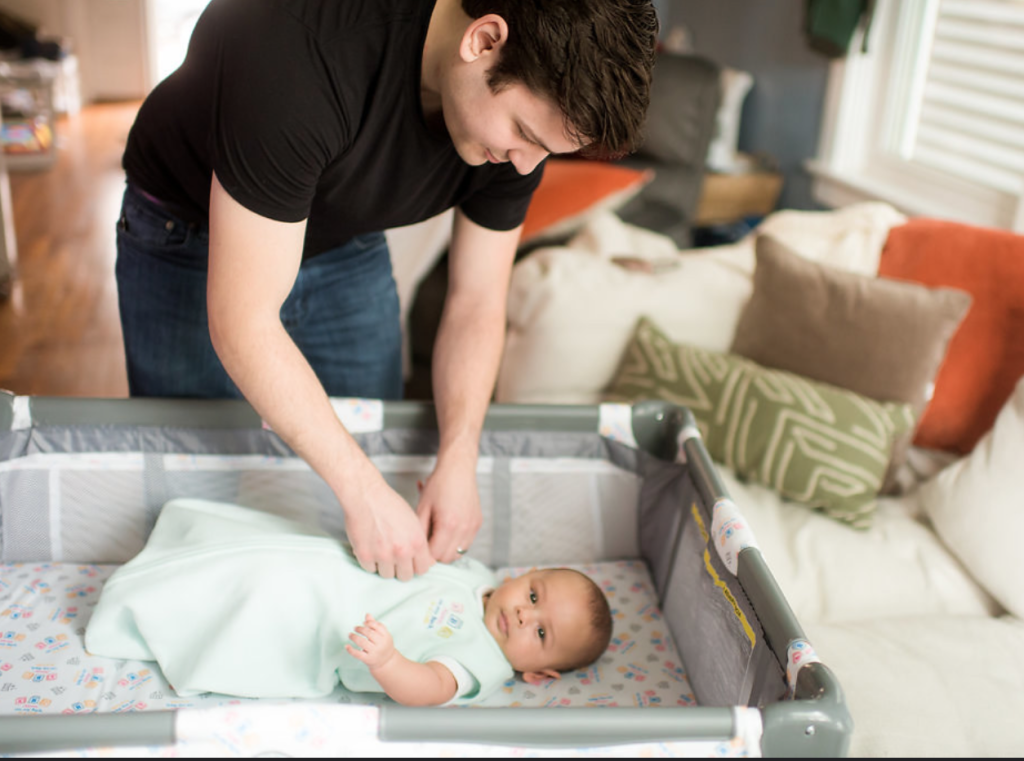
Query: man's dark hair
461 0 659 158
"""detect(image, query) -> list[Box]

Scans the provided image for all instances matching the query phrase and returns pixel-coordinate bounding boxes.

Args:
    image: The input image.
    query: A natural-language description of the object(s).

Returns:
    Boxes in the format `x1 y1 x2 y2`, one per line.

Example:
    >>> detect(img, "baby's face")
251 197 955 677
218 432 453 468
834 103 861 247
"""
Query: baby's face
483 569 594 677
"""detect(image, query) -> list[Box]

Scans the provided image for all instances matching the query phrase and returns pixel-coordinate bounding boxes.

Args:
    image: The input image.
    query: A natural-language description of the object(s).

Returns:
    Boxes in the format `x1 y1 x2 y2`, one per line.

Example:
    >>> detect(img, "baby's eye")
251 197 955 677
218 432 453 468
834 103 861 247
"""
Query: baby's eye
537 627 546 641
529 590 538 604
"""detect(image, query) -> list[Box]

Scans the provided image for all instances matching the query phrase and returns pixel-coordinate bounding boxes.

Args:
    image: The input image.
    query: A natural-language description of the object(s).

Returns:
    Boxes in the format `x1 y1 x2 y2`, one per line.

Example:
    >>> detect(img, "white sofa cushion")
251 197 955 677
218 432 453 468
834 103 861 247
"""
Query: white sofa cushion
497 216 754 405
806 615 1024 758
919 374 1024 618
754 201 906 274
717 466 1000 624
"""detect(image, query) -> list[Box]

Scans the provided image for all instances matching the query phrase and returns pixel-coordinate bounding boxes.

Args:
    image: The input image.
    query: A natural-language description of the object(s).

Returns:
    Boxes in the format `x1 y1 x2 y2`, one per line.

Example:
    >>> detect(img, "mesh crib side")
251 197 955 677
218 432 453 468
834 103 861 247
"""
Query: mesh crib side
1 413 650 568
637 434 788 710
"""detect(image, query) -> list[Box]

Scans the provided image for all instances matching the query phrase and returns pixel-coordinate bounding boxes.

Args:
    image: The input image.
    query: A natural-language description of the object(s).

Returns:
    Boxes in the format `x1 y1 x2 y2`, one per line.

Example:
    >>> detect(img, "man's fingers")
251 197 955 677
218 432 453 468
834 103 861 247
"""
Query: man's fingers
413 549 435 577
375 561 395 580
395 556 416 583
355 552 376 575
416 499 433 534
426 524 466 564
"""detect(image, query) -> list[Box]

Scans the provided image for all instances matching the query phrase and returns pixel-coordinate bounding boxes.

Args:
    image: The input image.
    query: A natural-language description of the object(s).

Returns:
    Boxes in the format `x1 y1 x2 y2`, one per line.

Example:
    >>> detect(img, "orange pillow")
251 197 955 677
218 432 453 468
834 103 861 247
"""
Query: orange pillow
878 219 1024 454
520 159 653 243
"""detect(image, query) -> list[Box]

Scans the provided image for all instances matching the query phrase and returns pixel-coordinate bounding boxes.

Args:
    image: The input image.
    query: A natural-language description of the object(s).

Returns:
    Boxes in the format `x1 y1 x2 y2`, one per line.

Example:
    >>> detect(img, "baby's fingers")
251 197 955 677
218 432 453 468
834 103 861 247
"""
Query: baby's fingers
351 626 376 644
345 642 371 662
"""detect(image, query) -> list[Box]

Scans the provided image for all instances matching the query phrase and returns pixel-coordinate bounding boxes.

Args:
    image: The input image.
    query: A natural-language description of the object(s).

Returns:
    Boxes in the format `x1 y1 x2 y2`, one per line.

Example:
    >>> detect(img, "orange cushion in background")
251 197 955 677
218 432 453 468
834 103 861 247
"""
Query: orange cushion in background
519 159 653 243
879 219 1024 454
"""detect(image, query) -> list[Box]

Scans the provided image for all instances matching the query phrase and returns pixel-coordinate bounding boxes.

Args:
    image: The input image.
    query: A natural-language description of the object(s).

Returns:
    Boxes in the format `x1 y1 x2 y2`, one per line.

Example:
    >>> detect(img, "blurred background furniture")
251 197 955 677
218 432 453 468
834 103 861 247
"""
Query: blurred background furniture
693 152 784 227
0 58 58 172
609 49 722 250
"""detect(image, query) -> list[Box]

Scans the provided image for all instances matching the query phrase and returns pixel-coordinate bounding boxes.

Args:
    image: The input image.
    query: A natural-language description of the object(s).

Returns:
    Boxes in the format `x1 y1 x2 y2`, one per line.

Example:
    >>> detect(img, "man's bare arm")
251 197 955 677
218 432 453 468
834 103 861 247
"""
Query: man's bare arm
206 173 434 580
417 209 520 561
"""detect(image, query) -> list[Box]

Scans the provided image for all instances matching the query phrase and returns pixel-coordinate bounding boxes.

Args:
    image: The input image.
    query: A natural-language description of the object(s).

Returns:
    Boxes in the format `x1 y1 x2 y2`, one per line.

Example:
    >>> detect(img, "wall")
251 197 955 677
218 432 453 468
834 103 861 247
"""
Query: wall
0 0 148 103
661 0 832 211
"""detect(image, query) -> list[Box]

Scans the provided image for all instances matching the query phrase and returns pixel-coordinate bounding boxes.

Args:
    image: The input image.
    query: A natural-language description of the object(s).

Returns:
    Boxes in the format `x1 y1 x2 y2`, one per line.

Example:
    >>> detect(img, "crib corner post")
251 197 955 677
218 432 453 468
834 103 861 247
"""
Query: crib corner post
760 662 853 757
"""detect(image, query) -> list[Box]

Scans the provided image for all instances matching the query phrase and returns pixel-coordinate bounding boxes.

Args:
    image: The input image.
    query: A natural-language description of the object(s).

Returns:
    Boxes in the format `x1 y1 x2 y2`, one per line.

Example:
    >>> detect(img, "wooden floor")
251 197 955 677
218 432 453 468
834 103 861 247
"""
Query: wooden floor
0 100 141 398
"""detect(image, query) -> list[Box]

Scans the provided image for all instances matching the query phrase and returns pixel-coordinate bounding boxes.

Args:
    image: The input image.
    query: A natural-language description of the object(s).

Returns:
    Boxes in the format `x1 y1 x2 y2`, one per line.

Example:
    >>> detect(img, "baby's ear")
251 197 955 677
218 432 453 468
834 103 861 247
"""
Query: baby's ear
522 669 561 686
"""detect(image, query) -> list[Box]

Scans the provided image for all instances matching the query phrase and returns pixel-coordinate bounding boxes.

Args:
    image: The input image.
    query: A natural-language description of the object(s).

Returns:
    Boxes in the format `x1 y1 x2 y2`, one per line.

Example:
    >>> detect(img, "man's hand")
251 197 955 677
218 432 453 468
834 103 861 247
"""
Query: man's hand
344 477 435 581
416 458 483 564
345 614 396 669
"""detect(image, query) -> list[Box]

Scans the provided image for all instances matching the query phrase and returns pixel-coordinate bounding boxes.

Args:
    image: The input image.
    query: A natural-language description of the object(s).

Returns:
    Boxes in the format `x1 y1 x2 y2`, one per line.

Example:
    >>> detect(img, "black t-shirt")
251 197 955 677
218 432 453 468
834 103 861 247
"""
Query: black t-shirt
122 0 544 259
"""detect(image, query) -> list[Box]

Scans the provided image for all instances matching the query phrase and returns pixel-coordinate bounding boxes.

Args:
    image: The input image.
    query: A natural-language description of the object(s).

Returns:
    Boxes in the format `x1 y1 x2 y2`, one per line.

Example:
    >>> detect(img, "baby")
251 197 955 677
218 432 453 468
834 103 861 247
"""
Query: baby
85 498 612 706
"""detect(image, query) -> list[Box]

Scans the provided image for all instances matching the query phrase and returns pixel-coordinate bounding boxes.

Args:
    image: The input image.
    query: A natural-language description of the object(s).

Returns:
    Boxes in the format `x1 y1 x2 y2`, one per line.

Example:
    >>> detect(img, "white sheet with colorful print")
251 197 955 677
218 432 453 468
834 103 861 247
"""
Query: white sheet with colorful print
0 559 695 715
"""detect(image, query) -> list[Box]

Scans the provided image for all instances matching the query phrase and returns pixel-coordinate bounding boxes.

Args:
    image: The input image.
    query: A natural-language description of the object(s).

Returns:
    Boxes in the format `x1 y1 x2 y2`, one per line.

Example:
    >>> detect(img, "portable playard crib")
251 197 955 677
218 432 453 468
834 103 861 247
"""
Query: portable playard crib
0 392 851 757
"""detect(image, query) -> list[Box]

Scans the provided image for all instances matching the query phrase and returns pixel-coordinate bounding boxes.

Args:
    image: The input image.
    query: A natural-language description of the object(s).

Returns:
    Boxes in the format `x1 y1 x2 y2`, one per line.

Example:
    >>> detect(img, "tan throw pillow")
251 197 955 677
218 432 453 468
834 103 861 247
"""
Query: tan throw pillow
730 235 971 491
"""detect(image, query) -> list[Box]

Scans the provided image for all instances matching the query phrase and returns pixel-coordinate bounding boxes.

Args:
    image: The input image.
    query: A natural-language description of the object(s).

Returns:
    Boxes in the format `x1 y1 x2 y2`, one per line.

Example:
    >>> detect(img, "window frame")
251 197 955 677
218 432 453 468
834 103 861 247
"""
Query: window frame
807 0 1024 232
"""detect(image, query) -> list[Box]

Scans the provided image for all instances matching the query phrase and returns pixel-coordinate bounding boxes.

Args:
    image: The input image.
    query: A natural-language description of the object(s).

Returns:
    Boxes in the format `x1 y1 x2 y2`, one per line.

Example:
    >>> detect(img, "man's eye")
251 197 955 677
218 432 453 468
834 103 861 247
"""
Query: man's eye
529 590 538 604
538 627 546 640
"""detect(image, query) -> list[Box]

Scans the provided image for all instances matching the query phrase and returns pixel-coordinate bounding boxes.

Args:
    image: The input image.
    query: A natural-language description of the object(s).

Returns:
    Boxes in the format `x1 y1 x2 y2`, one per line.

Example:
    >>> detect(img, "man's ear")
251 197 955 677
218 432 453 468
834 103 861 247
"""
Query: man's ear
459 13 508 63
521 669 561 686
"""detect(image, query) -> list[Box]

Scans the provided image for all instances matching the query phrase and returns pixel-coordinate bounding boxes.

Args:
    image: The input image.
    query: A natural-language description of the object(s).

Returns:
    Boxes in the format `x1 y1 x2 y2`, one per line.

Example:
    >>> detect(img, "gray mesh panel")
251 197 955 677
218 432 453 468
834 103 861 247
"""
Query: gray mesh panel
1 469 51 561
58 470 149 563
163 471 245 509
234 470 341 530
507 466 641 567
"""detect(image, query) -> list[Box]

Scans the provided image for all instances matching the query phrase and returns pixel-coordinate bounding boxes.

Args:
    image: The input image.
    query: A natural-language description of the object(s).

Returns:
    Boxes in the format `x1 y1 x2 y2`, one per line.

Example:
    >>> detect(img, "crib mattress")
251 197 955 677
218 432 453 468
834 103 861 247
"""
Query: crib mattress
0 558 695 715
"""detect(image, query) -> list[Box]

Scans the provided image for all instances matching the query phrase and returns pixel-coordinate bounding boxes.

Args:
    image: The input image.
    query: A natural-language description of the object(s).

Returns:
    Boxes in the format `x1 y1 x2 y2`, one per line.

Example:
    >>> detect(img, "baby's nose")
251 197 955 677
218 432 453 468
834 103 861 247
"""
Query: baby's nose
516 607 532 627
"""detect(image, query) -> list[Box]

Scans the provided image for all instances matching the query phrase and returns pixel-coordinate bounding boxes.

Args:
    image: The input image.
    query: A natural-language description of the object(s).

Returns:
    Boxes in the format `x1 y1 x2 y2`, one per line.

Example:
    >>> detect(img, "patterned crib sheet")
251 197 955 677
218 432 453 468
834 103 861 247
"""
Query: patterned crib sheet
0 559 695 715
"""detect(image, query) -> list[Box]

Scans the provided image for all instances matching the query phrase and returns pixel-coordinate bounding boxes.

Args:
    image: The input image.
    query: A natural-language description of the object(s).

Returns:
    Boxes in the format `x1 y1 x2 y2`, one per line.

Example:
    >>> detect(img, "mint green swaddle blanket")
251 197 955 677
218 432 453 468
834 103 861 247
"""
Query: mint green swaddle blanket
85 498 512 702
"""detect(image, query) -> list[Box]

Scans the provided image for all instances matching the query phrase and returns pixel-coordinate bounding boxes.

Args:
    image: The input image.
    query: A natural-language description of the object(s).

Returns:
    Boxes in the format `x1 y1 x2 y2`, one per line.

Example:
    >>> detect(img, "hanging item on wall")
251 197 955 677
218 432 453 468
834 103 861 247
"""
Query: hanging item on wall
805 0 876 57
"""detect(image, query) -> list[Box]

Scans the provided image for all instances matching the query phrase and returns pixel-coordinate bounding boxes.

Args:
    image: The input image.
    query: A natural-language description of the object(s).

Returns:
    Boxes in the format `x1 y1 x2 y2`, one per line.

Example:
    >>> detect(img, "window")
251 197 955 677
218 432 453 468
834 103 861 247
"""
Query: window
145 0 209 89
809 0 1024 232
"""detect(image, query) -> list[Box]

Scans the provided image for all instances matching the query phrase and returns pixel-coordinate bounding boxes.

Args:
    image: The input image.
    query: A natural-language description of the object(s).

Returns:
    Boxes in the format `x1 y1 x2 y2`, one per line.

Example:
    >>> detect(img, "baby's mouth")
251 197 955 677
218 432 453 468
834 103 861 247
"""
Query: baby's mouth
499 610 508 636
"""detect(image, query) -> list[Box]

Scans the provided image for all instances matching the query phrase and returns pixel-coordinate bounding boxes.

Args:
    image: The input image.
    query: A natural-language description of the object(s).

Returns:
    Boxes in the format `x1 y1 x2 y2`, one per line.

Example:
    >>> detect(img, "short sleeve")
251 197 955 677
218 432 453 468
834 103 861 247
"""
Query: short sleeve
428 656 478 705
459 159 546 231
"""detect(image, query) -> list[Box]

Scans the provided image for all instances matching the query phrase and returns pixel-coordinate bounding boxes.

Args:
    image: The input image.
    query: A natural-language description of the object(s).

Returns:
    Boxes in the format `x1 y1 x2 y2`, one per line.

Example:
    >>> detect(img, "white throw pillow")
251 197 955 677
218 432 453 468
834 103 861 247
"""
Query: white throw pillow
496 221 755 404
755 201 906 274
919 374 1024 618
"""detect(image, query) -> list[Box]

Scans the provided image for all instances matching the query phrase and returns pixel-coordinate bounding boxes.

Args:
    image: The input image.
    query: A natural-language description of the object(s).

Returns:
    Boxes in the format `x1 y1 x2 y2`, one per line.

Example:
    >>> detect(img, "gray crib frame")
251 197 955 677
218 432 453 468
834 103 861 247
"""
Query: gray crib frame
0 393 852 757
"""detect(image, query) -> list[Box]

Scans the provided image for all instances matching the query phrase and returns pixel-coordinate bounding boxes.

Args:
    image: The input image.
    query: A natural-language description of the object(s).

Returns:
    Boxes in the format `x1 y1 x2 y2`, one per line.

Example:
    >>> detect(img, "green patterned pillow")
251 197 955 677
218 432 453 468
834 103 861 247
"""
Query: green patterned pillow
607 317 917 528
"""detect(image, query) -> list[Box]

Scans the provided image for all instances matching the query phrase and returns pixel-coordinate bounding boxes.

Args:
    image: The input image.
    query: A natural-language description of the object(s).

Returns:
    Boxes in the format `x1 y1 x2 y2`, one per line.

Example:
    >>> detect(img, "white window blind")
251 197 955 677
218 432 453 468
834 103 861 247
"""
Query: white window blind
909 0 1024 195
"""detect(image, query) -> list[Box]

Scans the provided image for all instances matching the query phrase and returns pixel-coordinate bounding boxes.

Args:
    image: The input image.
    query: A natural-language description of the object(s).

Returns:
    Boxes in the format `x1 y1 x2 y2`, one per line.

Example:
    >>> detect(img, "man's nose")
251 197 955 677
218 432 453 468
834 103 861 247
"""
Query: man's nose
510 146 547 175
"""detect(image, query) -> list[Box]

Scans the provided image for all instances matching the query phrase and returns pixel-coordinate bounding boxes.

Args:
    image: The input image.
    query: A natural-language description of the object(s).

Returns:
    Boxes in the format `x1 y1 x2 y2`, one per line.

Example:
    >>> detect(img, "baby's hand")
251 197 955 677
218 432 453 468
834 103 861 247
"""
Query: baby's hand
345 614 395 670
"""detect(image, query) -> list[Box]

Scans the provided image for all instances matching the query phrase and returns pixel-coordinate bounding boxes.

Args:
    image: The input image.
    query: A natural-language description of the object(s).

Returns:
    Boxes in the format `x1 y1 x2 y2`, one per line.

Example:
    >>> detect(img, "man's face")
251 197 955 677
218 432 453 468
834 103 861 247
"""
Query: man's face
440 67 582 175
483 569 594 677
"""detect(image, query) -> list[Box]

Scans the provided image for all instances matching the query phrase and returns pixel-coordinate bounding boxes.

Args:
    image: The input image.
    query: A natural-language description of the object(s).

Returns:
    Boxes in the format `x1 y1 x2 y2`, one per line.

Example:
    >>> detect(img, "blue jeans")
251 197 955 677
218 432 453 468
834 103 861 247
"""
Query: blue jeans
115 184 403 400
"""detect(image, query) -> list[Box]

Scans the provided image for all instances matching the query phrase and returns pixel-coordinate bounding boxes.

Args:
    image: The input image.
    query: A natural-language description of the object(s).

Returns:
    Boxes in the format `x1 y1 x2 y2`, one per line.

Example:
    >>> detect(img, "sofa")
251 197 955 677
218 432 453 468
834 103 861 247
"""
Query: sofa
492 203 1024 758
